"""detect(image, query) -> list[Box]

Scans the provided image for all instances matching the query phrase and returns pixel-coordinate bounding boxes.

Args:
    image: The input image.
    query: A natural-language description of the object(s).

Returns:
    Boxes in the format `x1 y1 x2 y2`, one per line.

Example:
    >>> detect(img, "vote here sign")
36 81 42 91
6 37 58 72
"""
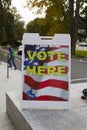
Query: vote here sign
21 33 71 109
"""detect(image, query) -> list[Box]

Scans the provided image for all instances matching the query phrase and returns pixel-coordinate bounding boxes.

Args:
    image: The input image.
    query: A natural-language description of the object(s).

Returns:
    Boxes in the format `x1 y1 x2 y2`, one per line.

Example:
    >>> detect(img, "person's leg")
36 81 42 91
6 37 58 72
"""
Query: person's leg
8 58 12 67
12 57 17 69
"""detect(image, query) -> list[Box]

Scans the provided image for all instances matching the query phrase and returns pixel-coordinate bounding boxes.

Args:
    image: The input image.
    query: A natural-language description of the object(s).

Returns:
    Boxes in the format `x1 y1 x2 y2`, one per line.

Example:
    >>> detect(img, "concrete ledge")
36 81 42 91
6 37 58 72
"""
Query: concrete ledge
6 90 87 130
6 93 32 130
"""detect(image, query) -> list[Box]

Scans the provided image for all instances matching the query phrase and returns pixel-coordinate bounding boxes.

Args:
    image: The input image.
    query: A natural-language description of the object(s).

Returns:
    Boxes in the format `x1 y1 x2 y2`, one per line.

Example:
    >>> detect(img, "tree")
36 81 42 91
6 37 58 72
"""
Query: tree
69 0 80 54
79 1 87 38
26 18 41 33
0 0 11 41
0 0 4 40
26 0 87 54
69 0 87 54
45 0 70 35
0 1 25 46
4 11 14 41
26 0 70 36
26 18 48 35
11 7 25 41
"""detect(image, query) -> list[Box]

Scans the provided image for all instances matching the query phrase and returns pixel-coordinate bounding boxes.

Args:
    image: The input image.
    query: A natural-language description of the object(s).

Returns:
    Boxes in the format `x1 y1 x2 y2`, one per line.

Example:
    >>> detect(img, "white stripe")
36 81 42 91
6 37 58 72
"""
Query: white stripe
23 83 69 100
41 74 69 82
44 60 69 66
24 74 69 82
50 48 69 54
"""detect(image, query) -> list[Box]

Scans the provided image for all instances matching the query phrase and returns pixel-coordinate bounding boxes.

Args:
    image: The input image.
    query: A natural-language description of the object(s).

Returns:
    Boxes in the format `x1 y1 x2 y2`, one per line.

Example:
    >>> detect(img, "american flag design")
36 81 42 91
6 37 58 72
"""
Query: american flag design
22 45 69 101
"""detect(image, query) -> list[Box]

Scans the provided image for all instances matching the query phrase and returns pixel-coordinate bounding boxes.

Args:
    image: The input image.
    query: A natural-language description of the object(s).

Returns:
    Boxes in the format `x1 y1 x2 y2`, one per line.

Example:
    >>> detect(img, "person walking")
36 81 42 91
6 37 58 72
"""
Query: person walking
7 45 17 70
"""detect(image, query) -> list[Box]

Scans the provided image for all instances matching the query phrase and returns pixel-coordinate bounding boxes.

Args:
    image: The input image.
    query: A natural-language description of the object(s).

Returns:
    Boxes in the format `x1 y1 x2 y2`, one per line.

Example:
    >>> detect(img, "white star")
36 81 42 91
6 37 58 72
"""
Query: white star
29 60 33 63
41 48 45 51
36 46 40 50
34 62 39 66
25 58 29 61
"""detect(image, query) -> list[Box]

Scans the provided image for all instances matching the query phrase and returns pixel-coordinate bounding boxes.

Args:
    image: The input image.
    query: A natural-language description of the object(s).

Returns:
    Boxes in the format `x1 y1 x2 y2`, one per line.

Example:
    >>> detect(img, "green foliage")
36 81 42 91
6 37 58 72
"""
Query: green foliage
26 18 40 33
45 1 70 35
0 0 9 40
4 12 14 41
26 0 50 13
0 1 25 46
14 21 25 40
26 0 86 55
26 18 48 35
76 50 87 58
26 0 70 35
0 0 14 42
11 7 25 41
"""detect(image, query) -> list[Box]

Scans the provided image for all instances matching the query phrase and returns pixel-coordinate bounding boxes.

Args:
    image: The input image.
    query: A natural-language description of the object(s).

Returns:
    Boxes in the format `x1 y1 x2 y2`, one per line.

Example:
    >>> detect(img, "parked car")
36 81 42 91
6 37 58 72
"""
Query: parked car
76 43 87 50
17 45 23 55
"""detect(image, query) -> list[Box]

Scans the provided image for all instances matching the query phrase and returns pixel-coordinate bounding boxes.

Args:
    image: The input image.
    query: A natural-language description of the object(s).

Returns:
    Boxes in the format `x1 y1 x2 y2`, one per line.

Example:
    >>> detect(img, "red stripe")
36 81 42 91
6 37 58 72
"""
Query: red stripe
24 75 68 90
61 45 69 48
50 46 69 51
50 47 61 51
22 92 26 100
22 92 68 101
35 95 68 101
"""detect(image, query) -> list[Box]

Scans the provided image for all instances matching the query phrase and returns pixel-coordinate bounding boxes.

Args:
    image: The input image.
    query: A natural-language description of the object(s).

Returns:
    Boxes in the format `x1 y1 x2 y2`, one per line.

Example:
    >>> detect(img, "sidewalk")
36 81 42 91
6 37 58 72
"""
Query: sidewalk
0 62 87 130
0 62 21 130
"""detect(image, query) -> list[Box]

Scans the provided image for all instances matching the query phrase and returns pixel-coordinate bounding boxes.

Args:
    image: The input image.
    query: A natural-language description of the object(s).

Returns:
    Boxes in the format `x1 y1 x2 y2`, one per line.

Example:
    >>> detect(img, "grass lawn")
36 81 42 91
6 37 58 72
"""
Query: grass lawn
75 50 87 58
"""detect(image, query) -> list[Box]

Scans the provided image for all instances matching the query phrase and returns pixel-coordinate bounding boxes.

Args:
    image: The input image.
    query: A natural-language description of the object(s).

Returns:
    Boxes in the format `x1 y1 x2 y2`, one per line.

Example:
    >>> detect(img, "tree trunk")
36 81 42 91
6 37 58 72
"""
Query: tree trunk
69 0 80 54
69 0 74 54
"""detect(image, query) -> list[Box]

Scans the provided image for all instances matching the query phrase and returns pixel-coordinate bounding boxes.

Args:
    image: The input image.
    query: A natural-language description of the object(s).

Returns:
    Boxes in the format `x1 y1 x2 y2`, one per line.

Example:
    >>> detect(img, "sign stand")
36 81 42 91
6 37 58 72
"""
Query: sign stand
21 33 71 110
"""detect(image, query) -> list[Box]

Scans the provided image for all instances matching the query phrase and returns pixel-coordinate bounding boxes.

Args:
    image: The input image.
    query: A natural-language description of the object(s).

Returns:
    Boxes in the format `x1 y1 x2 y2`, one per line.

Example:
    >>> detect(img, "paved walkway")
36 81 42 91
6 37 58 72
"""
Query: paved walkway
0 62 21 130
0 62 87 130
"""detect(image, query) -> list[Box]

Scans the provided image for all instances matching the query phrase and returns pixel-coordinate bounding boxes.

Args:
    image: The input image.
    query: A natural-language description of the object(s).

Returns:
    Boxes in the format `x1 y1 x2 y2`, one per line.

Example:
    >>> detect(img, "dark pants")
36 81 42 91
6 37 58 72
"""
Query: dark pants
8 57 17 69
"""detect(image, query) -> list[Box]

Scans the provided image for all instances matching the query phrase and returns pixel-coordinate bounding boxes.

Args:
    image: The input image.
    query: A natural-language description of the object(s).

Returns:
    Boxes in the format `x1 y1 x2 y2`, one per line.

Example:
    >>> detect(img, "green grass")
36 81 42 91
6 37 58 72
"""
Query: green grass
75 50 87 58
